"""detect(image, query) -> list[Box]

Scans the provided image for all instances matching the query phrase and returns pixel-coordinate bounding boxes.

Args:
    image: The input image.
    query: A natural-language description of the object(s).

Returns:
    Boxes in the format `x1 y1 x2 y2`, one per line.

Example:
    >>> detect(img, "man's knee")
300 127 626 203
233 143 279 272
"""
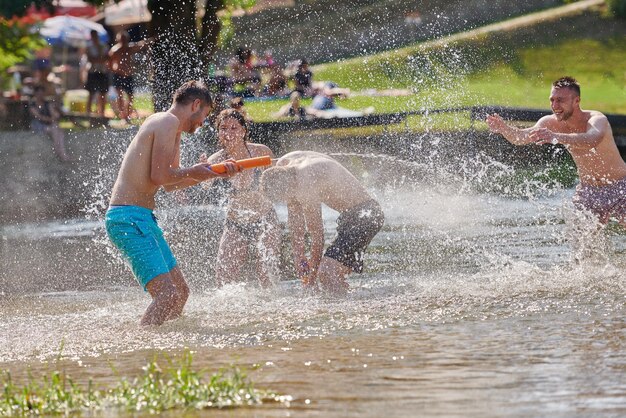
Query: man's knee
147 274 182 301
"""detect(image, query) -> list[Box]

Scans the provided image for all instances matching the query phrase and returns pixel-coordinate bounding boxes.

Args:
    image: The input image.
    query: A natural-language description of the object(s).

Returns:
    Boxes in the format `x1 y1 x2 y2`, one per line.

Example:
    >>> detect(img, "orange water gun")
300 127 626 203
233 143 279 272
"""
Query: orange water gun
209 156 272 174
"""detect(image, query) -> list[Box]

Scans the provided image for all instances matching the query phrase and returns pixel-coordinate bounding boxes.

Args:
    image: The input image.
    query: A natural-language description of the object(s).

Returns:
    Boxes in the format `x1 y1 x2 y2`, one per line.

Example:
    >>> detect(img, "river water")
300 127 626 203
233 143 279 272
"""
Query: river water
0 151 625 417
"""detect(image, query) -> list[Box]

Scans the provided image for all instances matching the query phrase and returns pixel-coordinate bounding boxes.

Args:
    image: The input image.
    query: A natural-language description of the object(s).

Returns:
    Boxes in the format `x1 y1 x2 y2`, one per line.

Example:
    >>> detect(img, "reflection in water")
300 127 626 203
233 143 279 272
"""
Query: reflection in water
1 153 625 417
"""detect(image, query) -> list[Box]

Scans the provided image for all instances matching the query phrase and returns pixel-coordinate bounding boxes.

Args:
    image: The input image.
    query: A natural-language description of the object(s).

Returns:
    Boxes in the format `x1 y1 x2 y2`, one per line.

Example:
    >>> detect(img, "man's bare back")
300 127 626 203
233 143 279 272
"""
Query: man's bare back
109 36 144 77
261 150 383 293
276 150 371 212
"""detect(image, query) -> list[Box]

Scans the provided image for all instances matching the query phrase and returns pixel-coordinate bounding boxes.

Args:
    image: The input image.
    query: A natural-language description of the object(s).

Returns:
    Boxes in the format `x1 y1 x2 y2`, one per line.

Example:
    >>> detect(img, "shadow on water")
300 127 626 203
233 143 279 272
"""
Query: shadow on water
1 127 625 417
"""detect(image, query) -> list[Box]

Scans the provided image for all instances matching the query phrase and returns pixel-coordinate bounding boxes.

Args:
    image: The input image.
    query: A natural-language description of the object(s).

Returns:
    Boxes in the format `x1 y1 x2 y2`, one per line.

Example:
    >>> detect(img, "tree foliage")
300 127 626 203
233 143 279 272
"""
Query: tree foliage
0 0 54 18
0 19 46 82
146 0 256 110
606 0 626 18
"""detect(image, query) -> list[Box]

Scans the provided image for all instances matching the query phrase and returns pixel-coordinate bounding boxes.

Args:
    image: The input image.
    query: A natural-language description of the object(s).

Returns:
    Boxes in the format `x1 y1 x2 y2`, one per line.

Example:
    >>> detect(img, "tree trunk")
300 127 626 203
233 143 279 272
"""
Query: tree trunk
147 0 201 111
200 0 223 71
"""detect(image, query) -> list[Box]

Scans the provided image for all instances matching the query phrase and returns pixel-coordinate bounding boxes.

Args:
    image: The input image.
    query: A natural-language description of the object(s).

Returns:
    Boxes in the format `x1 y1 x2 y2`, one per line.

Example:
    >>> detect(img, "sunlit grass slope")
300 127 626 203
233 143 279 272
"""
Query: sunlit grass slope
246 6 626 120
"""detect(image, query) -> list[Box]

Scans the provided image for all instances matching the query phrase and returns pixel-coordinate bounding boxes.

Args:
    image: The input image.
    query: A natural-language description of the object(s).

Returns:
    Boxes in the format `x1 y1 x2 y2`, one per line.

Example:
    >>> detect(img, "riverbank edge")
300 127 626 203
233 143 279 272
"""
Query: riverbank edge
0 126 571 224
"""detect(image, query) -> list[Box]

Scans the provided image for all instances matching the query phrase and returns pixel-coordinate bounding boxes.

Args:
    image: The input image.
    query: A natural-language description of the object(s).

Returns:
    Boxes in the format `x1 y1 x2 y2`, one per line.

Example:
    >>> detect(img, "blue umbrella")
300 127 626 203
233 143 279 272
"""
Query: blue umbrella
40 15 108 48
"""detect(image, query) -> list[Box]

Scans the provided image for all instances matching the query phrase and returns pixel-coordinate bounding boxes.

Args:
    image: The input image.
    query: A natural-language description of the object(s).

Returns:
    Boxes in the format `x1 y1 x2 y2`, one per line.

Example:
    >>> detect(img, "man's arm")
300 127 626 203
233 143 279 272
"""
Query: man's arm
287 200 311 282
160 145 199 191
129 38 152 54
302 202 325 279
486 113 544 146
29 105 51 123
163 151 237 191
532 114 609 147
151 120 234 189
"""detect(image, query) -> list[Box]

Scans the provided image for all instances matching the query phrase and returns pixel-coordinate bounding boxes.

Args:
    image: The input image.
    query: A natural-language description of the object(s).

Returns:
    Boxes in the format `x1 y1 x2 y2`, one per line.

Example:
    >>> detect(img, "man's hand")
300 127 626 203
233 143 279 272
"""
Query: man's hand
529 127 559 145
485 113 508 134
189 159 241 181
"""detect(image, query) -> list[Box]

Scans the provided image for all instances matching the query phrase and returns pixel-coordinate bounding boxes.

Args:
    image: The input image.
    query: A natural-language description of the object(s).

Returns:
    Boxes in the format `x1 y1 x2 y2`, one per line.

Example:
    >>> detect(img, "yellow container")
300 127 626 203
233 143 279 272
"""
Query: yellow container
65 89 88 113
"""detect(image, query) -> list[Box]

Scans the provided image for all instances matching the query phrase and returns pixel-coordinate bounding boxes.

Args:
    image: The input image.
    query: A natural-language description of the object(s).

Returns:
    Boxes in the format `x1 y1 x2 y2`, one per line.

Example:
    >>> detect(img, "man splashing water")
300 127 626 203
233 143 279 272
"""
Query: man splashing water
105 81 240 326
487 76 626 226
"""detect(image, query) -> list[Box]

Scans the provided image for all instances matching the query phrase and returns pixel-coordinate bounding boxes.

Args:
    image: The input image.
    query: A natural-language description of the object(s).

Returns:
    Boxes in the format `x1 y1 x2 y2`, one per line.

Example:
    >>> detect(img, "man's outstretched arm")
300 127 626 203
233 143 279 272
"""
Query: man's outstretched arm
486 113 542 146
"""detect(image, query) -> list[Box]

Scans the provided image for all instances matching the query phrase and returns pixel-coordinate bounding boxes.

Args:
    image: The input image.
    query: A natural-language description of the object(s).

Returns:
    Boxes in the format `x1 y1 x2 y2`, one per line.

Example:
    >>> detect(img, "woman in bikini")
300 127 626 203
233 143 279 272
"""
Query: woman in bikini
204 108 280 287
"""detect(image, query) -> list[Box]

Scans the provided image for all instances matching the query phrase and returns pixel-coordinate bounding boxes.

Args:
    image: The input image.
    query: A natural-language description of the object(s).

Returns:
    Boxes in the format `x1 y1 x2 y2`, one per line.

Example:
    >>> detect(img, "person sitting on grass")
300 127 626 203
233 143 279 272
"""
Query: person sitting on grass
273 59 313 119
274 81 373 119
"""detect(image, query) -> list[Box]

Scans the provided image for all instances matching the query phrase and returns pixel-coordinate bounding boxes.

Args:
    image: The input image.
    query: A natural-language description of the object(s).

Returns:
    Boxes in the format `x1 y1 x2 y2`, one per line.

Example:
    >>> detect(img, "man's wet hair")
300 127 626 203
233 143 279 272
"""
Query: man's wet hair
260 166 297 202
173 80 213 107
553 76 580 97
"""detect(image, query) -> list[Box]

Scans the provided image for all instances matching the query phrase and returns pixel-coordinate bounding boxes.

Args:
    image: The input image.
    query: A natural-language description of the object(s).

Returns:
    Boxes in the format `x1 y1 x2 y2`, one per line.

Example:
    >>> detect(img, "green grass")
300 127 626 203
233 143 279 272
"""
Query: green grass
0 351 284 416
244 34 625 123
133 8 626 129
265 7 626 121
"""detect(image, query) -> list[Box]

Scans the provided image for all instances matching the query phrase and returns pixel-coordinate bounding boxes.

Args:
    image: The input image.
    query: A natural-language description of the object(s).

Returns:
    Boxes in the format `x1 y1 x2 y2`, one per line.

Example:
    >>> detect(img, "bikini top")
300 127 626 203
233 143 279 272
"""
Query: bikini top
218 144 263 198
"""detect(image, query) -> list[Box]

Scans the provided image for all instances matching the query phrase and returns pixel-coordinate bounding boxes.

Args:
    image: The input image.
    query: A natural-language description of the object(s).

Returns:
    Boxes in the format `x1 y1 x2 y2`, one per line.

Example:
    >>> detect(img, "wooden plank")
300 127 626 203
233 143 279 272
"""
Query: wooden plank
62 111 111 126
250 112 408 140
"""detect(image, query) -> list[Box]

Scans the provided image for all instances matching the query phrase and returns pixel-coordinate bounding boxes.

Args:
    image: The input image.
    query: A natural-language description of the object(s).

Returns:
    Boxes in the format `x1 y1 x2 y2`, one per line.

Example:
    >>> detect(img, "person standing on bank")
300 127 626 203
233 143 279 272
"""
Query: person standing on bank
486 76 626 225
84 29 110 117
105 81 240 326
109 31 148 121
29 84 71 162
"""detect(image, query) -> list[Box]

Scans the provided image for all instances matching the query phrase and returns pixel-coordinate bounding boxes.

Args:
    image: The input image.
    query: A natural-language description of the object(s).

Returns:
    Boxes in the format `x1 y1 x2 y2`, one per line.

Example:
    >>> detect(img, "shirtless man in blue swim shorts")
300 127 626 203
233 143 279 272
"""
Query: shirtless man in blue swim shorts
260 151 385 295
487 76 626 226
105 80 240 325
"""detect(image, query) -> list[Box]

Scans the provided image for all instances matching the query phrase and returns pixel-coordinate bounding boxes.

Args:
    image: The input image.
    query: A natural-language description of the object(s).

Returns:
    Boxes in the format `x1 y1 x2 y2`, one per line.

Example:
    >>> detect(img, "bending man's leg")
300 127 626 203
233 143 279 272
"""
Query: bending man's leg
317 256 351 295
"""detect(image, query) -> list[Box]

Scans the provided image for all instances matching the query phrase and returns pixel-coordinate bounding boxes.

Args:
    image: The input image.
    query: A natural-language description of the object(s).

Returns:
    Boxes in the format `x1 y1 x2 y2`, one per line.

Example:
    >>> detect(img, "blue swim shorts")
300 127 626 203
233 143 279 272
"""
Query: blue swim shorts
105 205 177 290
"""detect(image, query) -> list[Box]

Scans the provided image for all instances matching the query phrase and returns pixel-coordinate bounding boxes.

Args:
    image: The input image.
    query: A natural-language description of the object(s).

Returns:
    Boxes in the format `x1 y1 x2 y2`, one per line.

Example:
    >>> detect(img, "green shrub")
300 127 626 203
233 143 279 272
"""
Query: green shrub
607 0 626 18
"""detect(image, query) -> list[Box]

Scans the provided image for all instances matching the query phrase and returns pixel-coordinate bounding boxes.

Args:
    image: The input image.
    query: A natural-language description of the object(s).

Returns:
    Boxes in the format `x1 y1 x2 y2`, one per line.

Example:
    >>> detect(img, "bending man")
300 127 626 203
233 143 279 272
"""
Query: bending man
261 151 384 294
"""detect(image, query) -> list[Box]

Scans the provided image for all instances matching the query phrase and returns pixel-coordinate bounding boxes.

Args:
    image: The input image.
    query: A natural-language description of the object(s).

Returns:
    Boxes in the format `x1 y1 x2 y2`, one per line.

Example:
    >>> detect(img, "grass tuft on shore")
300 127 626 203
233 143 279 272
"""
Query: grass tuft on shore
0 351 283 416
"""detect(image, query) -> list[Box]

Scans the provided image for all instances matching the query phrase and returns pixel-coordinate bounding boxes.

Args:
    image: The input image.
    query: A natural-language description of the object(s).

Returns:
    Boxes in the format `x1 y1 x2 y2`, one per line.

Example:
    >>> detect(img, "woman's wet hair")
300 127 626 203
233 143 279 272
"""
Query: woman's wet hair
172 80 213 107
215 108 249 141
